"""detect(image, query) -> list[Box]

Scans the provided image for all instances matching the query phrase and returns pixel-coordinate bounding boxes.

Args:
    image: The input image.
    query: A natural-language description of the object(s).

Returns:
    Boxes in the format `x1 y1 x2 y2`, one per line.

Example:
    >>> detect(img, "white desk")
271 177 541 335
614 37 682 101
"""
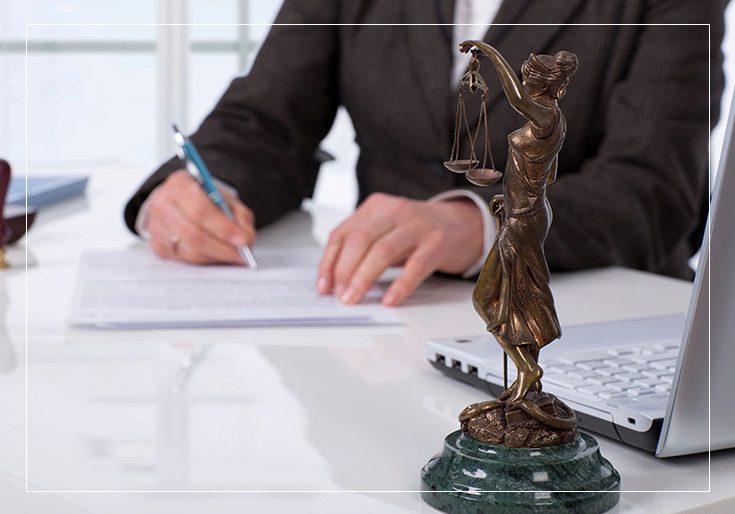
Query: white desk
1 168 732 514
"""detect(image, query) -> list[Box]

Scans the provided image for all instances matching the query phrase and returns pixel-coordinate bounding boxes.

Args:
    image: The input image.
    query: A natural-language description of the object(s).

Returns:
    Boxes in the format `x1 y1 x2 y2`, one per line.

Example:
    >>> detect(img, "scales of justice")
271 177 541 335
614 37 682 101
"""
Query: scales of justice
420 41 621 513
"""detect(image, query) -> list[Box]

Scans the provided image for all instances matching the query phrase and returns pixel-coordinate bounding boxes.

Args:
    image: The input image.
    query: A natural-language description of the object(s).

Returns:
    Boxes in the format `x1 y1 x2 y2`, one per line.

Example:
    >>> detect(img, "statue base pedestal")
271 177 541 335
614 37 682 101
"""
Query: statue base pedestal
421 431 620 514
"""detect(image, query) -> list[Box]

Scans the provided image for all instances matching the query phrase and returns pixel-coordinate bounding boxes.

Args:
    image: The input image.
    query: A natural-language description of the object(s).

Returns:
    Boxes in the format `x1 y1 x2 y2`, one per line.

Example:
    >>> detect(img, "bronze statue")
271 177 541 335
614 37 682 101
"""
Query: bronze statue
422 44 618 513
447 42 579 446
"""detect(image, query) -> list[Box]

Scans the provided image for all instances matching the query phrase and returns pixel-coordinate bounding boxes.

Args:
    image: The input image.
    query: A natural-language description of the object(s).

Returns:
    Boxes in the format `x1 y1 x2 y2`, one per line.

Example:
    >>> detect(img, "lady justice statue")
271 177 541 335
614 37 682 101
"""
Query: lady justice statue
448 41 580 444
421 42 619 514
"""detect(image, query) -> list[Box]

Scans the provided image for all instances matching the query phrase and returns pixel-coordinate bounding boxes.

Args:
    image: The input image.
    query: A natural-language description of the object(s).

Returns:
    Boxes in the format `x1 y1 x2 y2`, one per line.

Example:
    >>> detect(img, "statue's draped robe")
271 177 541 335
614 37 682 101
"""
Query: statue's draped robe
473 111 564 348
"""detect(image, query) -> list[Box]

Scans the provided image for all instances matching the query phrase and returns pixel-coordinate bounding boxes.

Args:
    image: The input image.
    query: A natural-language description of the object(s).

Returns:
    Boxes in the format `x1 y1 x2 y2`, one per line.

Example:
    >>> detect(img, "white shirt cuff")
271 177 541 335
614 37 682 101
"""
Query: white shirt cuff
134 177 238 241
429 189 496 278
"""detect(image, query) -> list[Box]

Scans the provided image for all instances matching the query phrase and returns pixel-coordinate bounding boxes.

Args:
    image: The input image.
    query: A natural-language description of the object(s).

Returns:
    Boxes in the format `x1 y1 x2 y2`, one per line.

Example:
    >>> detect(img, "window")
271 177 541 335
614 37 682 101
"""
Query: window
0 0 283 171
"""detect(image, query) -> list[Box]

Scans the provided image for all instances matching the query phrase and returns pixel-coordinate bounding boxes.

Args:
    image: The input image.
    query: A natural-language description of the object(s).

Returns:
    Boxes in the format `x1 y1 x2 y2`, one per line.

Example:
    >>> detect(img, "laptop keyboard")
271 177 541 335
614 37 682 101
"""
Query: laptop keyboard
541 342 679 406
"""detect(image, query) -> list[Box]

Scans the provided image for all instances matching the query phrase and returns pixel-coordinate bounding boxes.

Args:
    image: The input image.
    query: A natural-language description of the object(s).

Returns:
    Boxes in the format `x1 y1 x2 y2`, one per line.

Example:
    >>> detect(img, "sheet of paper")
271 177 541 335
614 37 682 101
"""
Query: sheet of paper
69 248 400 328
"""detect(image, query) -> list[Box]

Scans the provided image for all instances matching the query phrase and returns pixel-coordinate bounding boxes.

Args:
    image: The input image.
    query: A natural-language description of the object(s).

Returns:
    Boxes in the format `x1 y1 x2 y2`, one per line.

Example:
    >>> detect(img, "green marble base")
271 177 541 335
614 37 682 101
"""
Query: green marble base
421 431 620 514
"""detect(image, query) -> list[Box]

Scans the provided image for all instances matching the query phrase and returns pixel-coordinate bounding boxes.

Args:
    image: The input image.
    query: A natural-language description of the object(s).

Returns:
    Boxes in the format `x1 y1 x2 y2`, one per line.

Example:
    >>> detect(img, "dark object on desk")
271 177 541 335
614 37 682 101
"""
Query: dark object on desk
7 175 89 209
422 44 619 514
0 160 11 267
5 205 37 245
0 162 37 261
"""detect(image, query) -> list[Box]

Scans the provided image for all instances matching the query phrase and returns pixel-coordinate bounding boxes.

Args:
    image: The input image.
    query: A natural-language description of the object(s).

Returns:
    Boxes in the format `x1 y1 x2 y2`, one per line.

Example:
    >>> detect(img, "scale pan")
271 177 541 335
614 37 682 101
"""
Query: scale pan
444 159 479 174
466 168 503 187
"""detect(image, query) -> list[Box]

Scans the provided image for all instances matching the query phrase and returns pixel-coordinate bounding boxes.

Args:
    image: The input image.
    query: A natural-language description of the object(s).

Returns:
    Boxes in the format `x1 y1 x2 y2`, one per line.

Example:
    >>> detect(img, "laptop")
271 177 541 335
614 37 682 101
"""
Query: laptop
426 95 735 458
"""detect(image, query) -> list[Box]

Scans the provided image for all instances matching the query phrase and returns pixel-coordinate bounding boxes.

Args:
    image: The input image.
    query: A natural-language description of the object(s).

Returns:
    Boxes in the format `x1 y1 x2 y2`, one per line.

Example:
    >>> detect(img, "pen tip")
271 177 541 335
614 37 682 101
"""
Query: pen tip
171 123 179 133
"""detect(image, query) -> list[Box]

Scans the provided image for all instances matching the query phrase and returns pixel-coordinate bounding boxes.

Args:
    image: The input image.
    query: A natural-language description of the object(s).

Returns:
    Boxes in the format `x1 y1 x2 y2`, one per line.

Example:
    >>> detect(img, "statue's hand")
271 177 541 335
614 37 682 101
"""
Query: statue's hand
458 41 475 54
490 195 505 217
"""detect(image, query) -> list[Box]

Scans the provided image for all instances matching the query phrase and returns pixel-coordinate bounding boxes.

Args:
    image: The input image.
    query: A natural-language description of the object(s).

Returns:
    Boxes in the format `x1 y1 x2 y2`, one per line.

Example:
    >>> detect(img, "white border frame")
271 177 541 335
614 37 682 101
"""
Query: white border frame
23 22 712 496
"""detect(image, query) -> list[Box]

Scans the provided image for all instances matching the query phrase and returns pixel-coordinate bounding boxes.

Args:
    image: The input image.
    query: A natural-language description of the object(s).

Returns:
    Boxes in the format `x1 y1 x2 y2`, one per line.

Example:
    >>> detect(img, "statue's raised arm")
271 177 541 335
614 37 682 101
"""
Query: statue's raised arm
460 41 556 131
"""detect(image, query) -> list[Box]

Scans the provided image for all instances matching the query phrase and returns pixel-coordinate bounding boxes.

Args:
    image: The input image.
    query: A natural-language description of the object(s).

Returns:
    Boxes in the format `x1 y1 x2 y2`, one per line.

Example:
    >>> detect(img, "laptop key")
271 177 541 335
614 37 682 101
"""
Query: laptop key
596 367 624 376
651 359 678 369
621 363 652 373
547 364 578 374
598 390 629 400
655 384 671 393
576 360 608 370
607 348 634 356
634 377 667 388
636 367 658 374
603 358 636 367
650 393 670 402
652 369 674 378
616 372 647 381
631 352 678 364
542 374 590 390
609 382 636 392
567 370 598 380
646 350 680 361
589 376 618 385
653 342 680 352
569 354 612 363
627 387 655 397
576 385 612 396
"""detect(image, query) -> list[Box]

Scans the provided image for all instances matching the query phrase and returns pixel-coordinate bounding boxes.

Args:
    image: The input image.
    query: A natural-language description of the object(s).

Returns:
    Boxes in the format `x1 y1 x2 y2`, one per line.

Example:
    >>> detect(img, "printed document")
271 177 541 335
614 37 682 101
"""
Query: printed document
69 248 399 328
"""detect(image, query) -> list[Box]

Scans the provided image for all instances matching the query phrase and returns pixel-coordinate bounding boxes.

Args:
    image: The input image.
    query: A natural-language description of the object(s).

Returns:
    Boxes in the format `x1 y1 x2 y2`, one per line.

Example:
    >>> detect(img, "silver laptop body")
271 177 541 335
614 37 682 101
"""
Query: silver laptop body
426 94 735 457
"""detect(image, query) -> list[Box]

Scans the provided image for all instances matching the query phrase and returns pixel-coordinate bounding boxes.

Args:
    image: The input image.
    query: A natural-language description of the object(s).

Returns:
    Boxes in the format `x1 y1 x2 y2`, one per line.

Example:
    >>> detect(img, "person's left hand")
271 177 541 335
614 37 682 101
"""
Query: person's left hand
316 193 483 306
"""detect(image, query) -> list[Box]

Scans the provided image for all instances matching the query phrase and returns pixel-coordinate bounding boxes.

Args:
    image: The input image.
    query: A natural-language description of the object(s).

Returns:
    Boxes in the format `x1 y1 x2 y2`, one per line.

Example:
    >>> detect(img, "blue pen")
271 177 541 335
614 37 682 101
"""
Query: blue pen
172 123 258 269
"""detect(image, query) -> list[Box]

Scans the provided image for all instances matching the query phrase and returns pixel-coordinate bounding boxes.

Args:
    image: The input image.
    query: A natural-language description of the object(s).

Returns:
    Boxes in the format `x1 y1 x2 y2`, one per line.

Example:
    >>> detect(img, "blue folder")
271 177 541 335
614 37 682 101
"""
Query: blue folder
7 175 89 209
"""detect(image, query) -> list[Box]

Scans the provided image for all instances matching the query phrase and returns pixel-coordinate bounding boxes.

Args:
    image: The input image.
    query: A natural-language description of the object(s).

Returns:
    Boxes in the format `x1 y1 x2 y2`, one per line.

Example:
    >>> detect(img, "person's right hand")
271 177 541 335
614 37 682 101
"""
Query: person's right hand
144 170 256 265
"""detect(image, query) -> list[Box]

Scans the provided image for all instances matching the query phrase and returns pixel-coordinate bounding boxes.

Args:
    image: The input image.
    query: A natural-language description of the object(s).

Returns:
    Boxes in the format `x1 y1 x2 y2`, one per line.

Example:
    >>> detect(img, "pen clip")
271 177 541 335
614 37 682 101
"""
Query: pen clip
172 124 202 182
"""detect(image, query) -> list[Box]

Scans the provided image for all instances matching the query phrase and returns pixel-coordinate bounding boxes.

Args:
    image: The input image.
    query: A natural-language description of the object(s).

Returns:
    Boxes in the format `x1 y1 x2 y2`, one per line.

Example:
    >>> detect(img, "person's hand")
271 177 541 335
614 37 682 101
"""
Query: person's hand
145 170 256 265
317 193 483 306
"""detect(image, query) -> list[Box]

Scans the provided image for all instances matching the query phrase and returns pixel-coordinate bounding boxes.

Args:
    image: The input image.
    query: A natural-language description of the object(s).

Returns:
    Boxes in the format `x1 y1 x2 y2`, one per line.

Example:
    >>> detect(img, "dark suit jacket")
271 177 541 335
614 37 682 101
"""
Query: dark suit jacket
125 0 726 280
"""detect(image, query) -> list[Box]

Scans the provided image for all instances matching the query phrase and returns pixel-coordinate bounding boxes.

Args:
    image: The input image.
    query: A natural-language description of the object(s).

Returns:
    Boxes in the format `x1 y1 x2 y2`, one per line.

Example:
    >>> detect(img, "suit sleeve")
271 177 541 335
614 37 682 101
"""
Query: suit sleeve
544 1 725 276
124 0 339 233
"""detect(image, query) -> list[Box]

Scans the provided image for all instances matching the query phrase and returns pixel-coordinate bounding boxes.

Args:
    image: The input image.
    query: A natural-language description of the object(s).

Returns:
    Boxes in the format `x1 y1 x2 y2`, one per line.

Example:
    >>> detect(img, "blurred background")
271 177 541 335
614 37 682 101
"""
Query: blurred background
0 0 733 211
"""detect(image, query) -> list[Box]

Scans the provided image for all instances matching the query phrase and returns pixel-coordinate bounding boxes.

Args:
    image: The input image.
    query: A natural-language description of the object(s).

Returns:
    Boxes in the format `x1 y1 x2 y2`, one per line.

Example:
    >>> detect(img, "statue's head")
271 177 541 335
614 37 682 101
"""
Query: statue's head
521 51 578 100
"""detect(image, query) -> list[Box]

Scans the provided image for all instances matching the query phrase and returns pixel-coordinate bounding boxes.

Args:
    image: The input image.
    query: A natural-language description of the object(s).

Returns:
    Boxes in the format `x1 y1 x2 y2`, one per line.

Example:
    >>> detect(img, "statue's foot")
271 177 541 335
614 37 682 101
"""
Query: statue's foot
508 366 543 404
498 380 518 401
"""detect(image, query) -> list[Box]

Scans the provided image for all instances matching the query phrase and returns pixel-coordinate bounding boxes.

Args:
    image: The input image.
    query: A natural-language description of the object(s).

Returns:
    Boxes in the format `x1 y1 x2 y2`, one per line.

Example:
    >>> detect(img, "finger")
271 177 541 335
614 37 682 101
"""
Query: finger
229 200 256 245
340 227 416 305
317 193 399 295
223 190 256 228
382 232 444 306
146 195 180 261
147 216 175 260
170 175 250 248
332 219 394 297
317 222 349 295
149 199 243 265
